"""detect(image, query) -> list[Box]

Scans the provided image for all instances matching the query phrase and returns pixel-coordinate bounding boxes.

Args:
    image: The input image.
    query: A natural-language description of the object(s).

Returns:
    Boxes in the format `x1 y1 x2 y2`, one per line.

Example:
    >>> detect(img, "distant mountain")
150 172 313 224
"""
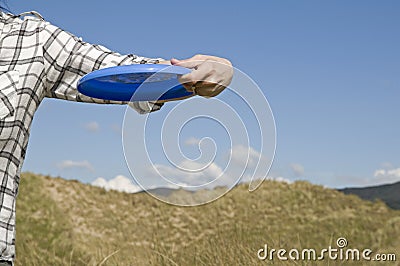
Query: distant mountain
339 181 400 210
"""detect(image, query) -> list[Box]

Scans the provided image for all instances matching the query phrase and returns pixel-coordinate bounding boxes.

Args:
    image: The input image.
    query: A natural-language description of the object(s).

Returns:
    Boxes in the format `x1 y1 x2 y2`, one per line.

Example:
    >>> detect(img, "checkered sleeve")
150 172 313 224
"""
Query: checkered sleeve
41 21 164 113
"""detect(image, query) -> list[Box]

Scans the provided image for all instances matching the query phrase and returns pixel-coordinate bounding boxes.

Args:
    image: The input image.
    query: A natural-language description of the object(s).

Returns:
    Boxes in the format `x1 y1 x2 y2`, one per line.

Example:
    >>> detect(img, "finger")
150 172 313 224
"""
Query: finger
170 58 181 65
180 62 213 84
193 84 214 97
178 60 218 92
195 83 225 97
171 58 203 69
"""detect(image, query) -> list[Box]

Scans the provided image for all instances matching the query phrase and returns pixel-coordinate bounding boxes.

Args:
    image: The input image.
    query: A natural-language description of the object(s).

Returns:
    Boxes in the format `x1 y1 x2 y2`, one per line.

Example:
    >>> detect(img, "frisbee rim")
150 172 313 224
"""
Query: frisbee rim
77 64 192 101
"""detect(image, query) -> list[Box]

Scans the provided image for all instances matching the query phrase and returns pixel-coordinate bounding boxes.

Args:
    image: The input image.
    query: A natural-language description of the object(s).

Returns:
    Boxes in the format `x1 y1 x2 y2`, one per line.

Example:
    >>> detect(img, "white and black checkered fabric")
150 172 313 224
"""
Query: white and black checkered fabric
0 11 162 262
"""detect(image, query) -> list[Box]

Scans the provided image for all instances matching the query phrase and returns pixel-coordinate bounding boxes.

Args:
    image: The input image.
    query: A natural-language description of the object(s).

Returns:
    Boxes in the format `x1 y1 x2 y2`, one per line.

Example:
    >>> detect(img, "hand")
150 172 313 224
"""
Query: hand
169 54 233 98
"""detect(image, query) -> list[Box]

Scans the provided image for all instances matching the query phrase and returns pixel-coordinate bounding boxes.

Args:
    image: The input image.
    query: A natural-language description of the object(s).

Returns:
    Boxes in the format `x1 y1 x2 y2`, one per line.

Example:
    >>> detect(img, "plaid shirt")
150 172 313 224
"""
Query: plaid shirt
0 11 162 262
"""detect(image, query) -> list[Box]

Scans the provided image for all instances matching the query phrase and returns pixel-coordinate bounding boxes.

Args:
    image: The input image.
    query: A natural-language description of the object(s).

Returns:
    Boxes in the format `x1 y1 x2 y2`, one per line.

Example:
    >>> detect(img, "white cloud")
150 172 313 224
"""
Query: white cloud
84 121 99 132
373 169 386 177
57 160 94 172
143 145 275 189
386 168 400 177
91 175 142 193
372 167 400 184
152 161 224 187
290 163 305 176
230 145 268 169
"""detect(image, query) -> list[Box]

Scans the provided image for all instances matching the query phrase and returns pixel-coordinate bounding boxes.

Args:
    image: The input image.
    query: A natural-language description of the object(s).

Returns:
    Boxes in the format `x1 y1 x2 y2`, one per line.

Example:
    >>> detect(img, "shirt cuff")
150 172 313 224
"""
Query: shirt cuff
128 101 163 114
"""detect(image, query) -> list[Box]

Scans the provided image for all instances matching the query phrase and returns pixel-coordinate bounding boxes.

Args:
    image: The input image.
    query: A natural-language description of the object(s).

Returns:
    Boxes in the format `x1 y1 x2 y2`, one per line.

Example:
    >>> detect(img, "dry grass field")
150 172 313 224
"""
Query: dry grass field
15 173 400 265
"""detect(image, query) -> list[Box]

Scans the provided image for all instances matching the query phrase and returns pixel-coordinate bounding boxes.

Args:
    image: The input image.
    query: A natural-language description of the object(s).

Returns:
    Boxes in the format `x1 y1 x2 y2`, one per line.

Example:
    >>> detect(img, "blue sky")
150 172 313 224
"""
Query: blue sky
7 1 400 189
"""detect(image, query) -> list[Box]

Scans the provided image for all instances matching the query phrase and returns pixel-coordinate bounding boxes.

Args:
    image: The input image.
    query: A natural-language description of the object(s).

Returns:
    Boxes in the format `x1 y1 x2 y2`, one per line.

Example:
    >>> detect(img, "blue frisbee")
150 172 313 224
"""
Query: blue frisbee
77 64 193 101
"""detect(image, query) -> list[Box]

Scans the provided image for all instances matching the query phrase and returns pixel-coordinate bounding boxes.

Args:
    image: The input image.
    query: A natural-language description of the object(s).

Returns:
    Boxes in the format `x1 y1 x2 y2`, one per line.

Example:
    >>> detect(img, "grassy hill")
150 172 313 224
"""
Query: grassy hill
15 173 400 265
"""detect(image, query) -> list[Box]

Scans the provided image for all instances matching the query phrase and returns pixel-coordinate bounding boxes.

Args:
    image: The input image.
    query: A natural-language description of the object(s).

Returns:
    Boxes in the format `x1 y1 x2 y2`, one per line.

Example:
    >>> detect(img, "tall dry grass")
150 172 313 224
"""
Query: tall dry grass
15 173 400 265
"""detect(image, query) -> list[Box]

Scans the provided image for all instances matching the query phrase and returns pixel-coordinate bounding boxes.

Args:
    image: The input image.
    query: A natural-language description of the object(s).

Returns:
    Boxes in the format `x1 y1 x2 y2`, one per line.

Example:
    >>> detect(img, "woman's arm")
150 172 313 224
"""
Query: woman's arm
40 21 163 113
